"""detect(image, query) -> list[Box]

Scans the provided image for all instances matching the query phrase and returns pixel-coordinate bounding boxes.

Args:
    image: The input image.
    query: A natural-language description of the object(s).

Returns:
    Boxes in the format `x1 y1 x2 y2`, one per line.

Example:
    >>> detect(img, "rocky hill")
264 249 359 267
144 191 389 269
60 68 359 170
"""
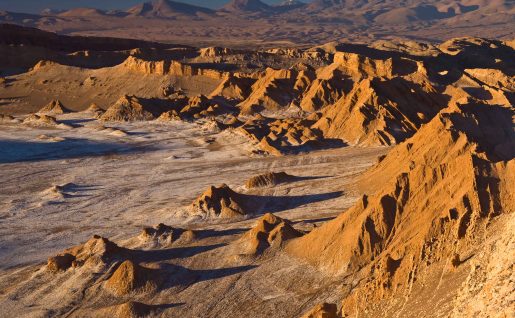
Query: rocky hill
0 0 513 47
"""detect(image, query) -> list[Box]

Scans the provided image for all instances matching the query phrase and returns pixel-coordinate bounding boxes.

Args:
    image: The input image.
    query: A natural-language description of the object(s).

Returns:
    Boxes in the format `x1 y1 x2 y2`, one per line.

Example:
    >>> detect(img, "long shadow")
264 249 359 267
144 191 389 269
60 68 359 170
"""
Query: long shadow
158 263 258 290
283 139 348 155
130 243 226 263
125 301 185 316
286 175 331 183
58 118 97 127
240 191 344 215
0 138 156 164
292 216 336 225
194 228 248 239
55 183 104 198
246 174 332 189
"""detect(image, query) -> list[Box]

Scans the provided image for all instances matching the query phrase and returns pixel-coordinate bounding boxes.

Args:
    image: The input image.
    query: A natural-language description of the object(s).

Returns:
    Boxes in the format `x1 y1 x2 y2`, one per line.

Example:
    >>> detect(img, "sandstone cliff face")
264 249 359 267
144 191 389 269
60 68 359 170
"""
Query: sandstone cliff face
209 74 255 101
287 101 514 316
299 65 350 112
238 68 303 114
313 77 444 145
121 56 227 80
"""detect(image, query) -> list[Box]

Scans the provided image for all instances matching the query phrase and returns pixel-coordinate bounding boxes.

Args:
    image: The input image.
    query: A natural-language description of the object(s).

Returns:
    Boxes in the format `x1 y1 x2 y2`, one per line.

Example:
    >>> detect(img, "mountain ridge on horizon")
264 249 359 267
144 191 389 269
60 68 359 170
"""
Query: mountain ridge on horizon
0 0 512 47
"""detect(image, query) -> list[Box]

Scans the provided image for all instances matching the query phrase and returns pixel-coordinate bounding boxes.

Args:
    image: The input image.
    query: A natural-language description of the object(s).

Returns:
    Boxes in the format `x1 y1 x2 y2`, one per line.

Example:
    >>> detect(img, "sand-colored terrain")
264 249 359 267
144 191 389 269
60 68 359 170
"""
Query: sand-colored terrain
1 0 514 47
0 23 513 317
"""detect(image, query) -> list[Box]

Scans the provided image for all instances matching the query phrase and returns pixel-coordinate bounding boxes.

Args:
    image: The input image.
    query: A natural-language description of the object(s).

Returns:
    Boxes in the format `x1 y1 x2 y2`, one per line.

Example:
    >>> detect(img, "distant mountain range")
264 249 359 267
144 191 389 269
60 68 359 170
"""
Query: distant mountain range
0 0 513 47
32 0 510 18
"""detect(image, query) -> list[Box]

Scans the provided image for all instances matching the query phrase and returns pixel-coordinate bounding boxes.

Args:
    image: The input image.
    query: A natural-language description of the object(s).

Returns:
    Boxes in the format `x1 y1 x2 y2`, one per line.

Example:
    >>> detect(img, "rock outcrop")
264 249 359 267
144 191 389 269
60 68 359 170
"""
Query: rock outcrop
138 223 194 247
190 184 249 218
287 101 515 316
104 260 158 296
38 100 71 114
0 114 15 123
238 68 312 115
312 77 444 145
23 114 71 129
240 213 303 255
101 95 167 121
47 235 126 272
83 103 105 118
237 117 332 155
210 74 255 101
110 301 155 318
121 56 226 80
245 172 297 188
301 303 339 318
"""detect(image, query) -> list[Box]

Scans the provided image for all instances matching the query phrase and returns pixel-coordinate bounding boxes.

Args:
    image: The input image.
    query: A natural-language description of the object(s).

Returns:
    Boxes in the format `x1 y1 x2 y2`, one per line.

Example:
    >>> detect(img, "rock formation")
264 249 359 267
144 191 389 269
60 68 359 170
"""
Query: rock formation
106 301 155 318
245 172 297 188
138 223 194 247
1 25 514 318
240 213 303 255
312 77 444 145
23 114 71 128
0 114 15 123
238 68 308 115
287 101 515 316
101 95 166 121
237 117 328 155
47 235 126 272
190 184 249 218
104 260 158 296
301 303 339 318
209 75 255 101
38 100 71 114
83 103 105 118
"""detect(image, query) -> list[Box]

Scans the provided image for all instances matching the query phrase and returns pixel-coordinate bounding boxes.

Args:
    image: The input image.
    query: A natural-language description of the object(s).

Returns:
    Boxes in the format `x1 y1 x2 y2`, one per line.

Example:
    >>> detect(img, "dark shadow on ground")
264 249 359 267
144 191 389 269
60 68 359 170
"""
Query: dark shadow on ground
293 216 336 225
158 263 258 290
0 138 156 163
279 139 348 155
131 243 226 263
195 228 248 239
57 118 97 127
241 191 344 215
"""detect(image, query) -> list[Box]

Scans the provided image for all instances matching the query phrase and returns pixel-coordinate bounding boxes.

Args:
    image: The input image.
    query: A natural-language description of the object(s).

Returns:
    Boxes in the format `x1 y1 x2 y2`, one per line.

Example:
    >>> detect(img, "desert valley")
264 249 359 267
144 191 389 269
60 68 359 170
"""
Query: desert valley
0 0 514 317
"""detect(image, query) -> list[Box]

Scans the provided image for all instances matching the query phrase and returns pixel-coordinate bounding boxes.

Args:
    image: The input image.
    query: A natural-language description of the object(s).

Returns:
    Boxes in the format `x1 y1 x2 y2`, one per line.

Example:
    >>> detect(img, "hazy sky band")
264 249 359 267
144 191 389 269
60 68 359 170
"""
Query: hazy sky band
0 0 298 13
